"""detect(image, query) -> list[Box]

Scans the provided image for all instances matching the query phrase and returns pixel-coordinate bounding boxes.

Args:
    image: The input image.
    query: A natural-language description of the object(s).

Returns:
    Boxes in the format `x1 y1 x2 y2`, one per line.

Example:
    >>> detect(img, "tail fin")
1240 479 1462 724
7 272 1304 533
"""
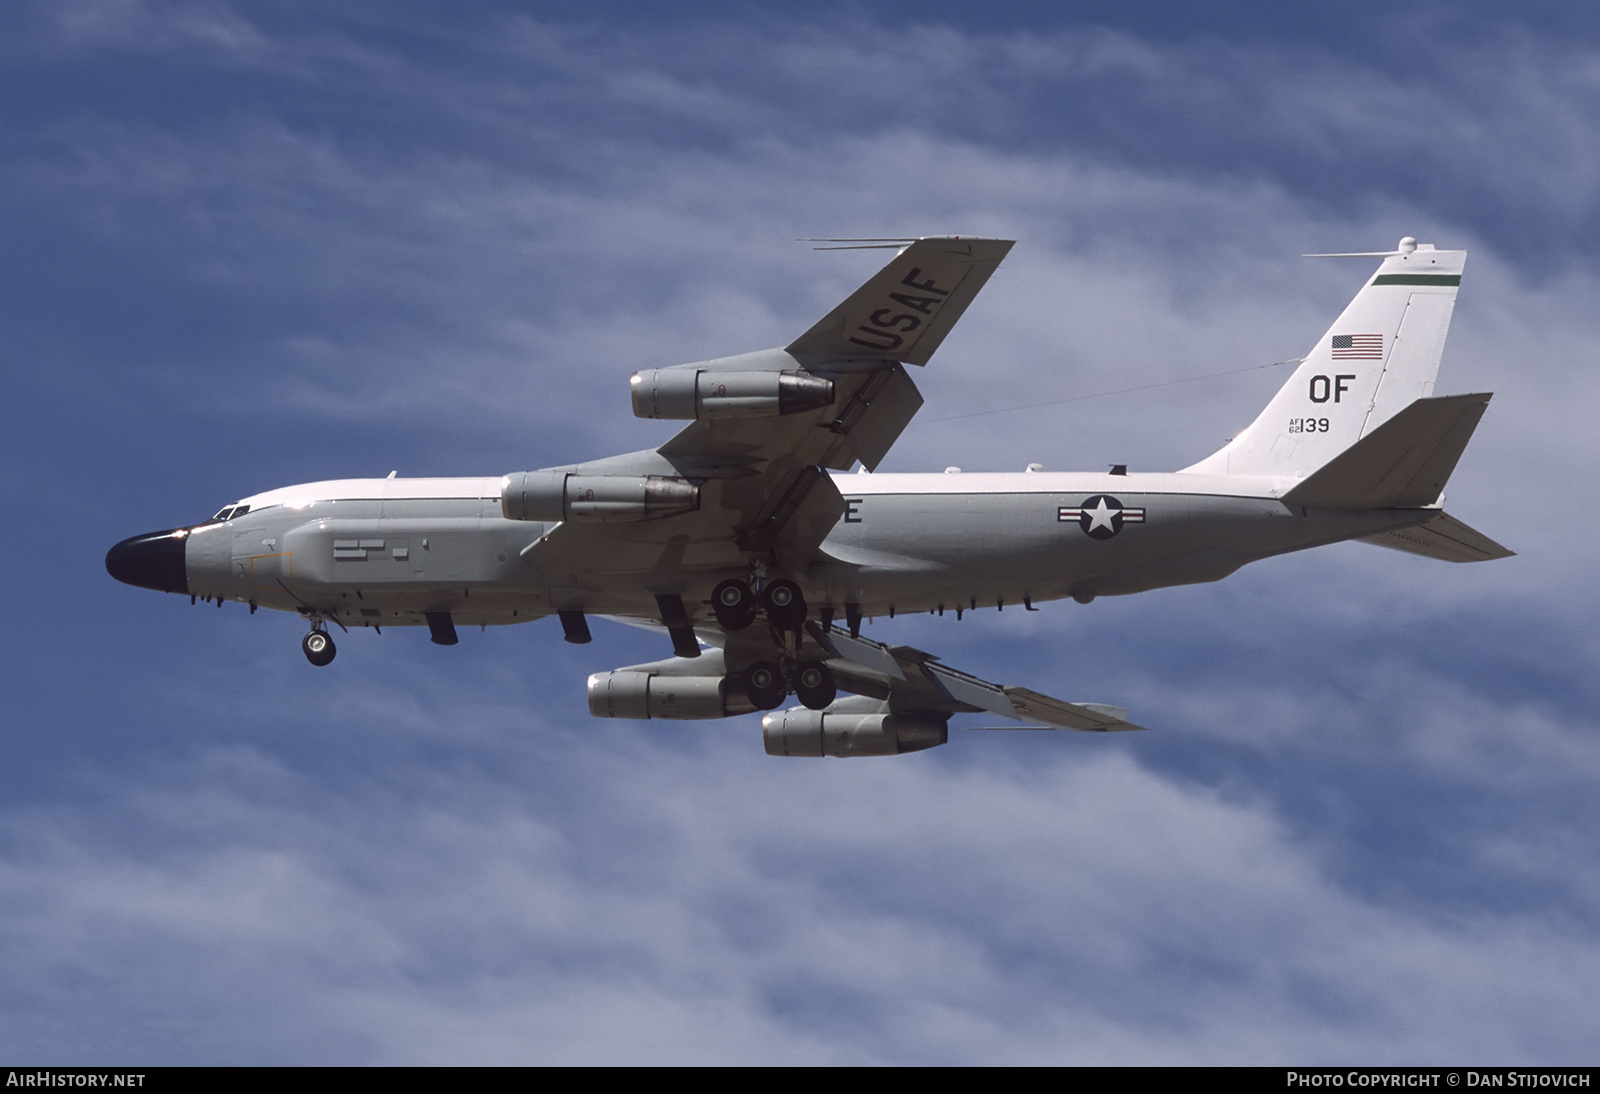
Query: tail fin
1185 242 1466 480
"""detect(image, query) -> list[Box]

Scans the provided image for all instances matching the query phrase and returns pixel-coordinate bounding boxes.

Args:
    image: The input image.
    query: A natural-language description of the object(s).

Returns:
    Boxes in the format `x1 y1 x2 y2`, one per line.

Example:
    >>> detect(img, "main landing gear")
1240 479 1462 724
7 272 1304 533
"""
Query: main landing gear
744 661 785 709
302 628 336 667
713 575 838 711
741 658 836 712
712 578 759 631
792 660 836 709
711 577 807 632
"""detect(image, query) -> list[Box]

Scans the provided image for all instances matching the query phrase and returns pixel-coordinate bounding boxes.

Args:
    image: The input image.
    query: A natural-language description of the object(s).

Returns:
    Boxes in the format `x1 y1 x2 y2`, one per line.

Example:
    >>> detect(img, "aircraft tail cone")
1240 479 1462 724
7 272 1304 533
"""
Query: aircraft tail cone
106 528 190 594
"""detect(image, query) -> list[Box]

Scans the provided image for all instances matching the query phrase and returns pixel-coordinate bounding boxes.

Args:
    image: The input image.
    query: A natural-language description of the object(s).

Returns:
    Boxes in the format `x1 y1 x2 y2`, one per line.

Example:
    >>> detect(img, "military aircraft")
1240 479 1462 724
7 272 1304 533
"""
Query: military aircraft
107 235 1510 757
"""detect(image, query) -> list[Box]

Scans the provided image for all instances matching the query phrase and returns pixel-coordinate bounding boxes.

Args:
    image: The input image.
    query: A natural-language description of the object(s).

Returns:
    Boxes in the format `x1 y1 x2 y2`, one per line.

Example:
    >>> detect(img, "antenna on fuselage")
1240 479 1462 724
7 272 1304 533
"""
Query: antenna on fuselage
800 237 918 251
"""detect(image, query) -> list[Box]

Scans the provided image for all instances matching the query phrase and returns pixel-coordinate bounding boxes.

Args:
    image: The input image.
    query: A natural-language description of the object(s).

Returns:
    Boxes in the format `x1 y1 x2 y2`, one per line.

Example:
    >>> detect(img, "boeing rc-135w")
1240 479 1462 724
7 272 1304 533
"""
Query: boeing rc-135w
107 236 1510 757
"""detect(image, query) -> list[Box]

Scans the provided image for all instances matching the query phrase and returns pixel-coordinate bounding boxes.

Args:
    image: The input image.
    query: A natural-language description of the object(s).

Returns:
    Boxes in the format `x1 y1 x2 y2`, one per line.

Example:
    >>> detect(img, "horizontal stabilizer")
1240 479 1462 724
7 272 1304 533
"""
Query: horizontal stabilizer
1283 392 1491 510
1358 511 1514 563
787 237 1014 365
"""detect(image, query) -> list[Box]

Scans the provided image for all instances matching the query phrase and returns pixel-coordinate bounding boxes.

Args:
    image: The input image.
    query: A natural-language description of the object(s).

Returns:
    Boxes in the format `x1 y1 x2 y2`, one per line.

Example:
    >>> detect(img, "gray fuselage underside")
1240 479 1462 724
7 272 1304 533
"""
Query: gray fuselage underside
181 472 1431 632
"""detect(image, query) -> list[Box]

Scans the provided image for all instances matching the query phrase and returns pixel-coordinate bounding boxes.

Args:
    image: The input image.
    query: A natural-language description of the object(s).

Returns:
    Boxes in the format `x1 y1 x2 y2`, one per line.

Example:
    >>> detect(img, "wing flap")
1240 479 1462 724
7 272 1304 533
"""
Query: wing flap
742 465 848 572
816 363 925 471
810 626 906 679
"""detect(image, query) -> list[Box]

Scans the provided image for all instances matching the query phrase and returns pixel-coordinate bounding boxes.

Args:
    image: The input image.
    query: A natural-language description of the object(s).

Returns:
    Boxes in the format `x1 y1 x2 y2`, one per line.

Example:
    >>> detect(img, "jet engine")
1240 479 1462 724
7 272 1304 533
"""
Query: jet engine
501 471 699 523
762 701 948 758
630 368 834 420
587 669 758 720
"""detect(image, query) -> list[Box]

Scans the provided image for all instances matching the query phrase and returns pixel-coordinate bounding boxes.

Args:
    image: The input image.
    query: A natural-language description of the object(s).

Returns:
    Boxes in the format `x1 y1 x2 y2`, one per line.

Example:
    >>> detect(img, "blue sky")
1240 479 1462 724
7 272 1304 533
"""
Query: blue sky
3 0 1598 1064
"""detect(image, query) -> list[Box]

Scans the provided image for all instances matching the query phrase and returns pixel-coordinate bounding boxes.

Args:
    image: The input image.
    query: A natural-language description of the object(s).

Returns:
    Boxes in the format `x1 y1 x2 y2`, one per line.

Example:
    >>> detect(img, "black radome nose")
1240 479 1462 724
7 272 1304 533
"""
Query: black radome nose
106 528 191 594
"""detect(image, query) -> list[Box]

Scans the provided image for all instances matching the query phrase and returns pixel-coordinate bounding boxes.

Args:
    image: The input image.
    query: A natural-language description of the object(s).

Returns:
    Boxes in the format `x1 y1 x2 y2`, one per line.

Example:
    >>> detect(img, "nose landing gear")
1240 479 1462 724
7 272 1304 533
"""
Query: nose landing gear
302 628 336 667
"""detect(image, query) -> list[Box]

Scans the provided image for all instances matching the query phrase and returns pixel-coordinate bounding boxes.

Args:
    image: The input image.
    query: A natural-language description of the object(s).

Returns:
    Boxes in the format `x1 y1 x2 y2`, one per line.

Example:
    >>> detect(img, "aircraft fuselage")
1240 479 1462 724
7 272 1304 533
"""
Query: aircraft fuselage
117 470 1433 635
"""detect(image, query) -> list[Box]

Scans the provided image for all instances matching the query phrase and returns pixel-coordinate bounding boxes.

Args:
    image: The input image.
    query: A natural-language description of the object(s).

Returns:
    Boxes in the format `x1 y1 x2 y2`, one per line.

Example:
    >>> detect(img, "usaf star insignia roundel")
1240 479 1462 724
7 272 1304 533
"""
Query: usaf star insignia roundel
1058 495 1146 539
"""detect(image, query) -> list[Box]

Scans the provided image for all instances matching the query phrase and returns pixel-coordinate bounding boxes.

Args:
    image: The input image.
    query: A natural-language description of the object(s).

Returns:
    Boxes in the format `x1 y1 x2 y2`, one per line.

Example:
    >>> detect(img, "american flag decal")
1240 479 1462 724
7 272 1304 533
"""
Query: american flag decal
1331 334 1383 359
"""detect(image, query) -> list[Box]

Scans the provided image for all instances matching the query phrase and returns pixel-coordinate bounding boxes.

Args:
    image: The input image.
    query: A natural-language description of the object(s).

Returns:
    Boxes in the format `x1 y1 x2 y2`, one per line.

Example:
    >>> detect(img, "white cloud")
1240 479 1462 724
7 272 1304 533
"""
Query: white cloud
3 723 1597 1063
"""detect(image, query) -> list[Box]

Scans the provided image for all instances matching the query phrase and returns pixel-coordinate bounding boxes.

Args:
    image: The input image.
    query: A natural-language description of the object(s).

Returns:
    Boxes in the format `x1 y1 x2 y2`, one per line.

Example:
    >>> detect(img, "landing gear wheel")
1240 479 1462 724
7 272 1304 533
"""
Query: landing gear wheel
794 660 836 710
743 660 786 710
761 578 807 631
711 579 758 631
302 629 336 667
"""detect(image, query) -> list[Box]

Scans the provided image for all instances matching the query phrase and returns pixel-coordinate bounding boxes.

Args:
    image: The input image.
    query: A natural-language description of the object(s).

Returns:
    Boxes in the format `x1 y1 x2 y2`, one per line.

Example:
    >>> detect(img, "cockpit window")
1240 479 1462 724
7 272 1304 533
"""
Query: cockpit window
211 504 251 521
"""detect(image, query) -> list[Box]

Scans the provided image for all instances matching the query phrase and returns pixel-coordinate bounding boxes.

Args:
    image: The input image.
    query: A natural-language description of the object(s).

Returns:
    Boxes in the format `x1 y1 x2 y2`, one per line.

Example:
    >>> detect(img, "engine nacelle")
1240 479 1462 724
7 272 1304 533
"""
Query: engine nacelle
762 708 948 758
587 670 756 720
502 471 699 523
630 368 835 420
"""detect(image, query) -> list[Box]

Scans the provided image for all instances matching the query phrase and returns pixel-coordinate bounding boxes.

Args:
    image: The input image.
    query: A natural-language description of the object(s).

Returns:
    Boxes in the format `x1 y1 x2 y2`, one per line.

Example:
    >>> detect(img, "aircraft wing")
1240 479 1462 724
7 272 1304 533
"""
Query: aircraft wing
785 236 1014 365
808 624 1147 731
523 237 1014 586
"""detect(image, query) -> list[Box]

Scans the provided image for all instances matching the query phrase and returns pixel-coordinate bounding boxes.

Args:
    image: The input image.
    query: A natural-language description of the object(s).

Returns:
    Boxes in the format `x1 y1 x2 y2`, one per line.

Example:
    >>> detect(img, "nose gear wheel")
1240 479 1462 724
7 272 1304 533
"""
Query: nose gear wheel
302 629 336 667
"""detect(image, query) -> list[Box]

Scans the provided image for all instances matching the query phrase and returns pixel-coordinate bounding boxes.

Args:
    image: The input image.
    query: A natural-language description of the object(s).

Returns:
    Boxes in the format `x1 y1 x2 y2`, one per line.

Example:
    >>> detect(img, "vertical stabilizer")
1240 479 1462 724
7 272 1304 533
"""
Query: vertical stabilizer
1184 241 1466 481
